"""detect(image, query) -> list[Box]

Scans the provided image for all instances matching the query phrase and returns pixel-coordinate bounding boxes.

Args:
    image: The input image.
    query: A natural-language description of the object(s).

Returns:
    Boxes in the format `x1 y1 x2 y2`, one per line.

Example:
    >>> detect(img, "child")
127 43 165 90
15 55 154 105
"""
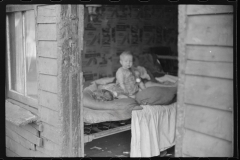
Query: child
115 51 146 98
116 51 178 98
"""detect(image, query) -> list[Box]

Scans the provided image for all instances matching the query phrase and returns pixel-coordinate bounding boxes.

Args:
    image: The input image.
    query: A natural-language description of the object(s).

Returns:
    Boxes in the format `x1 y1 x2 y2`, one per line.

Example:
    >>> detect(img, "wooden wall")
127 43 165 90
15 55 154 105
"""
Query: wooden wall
6 5 61 157
176 5 233 157
6 4 84 157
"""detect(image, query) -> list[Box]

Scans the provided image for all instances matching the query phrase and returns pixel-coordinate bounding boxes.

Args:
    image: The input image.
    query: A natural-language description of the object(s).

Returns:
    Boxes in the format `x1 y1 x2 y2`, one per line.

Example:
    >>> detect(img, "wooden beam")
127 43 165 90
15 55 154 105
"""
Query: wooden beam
57 5 84 157
174 5 187 157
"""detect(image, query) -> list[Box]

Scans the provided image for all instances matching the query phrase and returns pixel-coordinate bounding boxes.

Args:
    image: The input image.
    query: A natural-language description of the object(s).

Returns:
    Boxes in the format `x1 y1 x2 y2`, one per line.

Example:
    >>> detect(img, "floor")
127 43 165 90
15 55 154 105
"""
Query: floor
84 130 174 157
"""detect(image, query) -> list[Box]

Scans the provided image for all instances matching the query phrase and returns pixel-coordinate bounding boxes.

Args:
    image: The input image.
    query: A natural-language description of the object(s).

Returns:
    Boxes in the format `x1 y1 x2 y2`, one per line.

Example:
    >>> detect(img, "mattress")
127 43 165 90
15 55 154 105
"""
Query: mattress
83 75 178 124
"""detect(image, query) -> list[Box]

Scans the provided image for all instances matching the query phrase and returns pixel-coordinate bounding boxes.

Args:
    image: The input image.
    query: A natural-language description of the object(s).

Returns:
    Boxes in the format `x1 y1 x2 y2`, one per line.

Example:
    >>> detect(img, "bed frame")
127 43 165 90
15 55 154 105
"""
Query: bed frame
84 120 131 143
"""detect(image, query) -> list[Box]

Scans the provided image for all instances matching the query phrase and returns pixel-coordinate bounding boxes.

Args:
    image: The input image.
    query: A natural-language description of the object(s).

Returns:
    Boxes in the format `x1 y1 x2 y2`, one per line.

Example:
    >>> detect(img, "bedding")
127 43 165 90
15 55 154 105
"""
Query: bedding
131 103 177 157
83 82 142 124
135 86 177 105
83 74 178 124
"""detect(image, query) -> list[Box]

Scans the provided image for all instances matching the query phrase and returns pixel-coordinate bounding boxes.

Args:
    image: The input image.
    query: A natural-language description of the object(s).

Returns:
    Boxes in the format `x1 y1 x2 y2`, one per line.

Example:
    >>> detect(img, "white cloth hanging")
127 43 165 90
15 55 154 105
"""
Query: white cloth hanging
130 103 177 157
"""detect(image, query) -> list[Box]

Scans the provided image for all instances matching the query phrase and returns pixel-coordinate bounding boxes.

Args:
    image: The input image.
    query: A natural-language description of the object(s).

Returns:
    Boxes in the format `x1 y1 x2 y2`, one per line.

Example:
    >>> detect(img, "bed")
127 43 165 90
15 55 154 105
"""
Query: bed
83 74 178 144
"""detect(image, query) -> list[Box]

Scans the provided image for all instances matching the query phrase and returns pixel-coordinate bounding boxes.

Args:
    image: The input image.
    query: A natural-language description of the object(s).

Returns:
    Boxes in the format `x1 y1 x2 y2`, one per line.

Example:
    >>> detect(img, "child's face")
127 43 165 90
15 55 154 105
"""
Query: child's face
120 55 133 69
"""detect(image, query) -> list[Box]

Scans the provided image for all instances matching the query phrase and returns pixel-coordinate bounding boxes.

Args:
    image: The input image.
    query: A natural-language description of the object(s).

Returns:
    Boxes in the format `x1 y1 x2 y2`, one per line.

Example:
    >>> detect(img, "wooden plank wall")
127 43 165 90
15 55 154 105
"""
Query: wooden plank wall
177 5 233 157
6 5 61 157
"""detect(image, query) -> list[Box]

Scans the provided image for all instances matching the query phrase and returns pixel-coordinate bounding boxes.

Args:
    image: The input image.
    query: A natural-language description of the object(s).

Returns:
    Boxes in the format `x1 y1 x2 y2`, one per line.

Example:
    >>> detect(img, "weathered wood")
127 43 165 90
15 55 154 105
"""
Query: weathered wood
6 148 20 157
174 5 187 157
38 57 58 75
39 90 59 111
185 61 233 79
6 136 32 157
39 106 61 127
187 5 233 15
37 5 57 23
39 74 58 93
19 124 39 137
185 104 232 142
186 45 233 63
184 75 233 111
6 99 38 116
6 121 43 147
29 122 43 132
38 41 57 58
40 122 61 145
182 129 232 157
7 91 39 110
5 101 38 126
6 137 49 157
36 137 61 157
38 24 57 40
56 4 85 157
6 5 34 12
186 15 233 46
6 128 36 151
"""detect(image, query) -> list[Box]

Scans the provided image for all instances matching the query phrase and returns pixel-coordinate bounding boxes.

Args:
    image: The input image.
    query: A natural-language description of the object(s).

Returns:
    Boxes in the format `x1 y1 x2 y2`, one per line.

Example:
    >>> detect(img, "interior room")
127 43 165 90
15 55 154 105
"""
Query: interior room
82 5 178 157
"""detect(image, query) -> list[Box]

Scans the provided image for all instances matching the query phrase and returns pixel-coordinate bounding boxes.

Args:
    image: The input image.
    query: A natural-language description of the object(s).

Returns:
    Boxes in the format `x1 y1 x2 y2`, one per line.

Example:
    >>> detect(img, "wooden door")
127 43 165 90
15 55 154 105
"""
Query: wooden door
176 5 234 157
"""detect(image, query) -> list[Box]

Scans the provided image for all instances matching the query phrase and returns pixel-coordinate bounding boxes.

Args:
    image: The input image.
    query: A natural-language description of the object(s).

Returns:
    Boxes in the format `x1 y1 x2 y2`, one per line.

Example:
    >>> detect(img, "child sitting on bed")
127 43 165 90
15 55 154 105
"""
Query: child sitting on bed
115 51 144 98
116 51 178 98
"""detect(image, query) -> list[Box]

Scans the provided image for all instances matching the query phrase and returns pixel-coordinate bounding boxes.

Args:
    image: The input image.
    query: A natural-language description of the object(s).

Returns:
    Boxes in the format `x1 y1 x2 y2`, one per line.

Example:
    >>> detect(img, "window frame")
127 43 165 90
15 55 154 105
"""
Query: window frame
6 5 39 111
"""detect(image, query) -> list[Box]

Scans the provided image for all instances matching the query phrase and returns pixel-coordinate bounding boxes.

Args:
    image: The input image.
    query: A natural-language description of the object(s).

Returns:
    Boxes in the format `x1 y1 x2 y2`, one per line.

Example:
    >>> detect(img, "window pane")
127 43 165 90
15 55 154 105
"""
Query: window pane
25 10 37 99
7 12 25 94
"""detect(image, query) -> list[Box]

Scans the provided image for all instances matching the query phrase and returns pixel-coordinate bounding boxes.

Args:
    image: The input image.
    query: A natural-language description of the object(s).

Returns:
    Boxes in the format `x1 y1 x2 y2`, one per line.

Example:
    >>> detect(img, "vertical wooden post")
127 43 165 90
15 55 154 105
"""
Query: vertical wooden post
175 5 187 157
57 4 84 157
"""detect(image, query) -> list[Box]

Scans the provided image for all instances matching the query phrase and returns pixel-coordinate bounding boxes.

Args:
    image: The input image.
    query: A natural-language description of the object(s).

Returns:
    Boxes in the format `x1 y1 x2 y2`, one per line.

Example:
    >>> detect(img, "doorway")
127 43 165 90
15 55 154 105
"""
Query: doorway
81 4 179 157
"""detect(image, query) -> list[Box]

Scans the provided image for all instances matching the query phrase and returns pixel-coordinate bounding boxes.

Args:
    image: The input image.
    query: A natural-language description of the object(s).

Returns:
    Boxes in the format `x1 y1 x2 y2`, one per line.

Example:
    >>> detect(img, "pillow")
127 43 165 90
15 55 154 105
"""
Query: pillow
135 86 177 105
83 83 142 110
92 77 115 85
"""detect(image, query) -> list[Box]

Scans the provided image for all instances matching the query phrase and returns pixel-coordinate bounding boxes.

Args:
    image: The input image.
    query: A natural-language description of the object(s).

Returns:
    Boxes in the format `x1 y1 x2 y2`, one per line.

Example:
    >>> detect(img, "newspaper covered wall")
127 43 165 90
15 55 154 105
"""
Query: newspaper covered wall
82 5 178 82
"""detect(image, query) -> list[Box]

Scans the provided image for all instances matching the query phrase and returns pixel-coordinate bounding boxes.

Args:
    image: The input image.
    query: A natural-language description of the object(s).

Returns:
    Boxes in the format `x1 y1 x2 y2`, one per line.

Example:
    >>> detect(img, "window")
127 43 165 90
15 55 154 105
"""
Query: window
6 6 38 109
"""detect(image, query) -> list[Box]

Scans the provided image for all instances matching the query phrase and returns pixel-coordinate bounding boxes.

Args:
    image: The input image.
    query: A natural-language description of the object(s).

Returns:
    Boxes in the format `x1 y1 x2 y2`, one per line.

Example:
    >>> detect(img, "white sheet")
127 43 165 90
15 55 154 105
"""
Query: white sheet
130 103 176 157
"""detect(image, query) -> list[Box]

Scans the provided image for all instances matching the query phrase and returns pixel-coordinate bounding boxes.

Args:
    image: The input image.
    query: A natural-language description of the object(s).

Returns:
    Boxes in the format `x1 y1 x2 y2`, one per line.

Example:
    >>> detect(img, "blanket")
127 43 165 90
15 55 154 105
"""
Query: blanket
130 103 176 157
